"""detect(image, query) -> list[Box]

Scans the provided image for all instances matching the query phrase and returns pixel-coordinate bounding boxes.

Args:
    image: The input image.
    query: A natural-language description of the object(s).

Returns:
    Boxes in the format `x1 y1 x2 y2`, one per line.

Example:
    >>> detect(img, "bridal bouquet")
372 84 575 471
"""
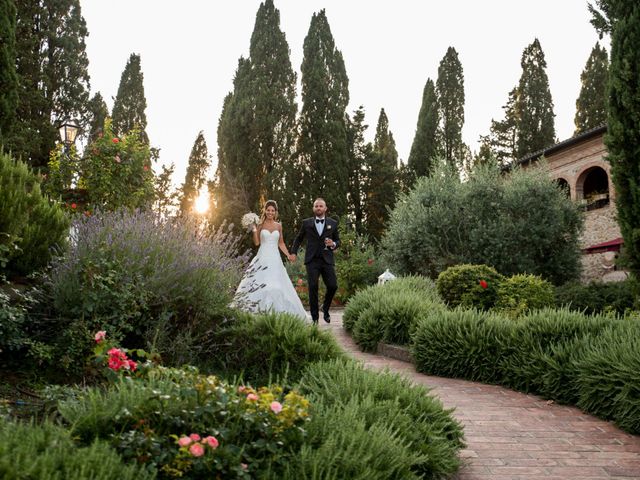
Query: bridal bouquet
241 212 260 231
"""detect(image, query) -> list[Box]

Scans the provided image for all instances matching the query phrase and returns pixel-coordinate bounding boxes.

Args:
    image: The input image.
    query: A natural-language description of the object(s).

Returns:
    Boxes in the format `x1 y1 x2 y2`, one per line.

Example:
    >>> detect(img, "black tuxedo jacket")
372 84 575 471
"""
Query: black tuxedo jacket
291 217 340 265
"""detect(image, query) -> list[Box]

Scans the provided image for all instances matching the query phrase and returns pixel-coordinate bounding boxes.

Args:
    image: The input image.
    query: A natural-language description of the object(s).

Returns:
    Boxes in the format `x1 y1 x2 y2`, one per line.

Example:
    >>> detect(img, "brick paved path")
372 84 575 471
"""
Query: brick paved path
318 311 640 479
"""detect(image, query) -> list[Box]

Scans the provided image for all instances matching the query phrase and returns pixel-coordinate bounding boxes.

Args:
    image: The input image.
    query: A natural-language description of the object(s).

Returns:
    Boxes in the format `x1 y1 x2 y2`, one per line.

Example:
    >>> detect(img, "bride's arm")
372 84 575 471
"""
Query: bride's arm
277 224 293 260
252 223 261 246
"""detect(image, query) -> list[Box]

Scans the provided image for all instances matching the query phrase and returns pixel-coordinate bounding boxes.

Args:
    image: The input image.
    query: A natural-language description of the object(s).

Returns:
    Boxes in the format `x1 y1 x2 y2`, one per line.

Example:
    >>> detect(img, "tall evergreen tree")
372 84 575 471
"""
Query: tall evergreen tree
298 10 350 219
514 38 556 158
180 131 210 216
574 42 609 134
365 108 399 241
11 0 90 169
346 106 372 234
436 47 465 171
603 2 640 284
408 78 439 183
247 0 298 238
153 162 179 216
86 92 109 144
112 53 148 143
211 0 298 237
486 87 518 167
0 0 18 146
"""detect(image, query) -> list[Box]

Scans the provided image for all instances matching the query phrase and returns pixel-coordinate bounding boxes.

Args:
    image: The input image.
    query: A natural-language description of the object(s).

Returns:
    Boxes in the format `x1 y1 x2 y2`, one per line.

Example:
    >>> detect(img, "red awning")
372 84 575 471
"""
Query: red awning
583 237 623 254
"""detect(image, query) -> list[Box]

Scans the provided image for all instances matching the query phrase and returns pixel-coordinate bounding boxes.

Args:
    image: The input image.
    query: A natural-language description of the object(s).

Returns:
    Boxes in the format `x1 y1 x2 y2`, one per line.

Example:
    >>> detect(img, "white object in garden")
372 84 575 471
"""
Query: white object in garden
378 269 397 285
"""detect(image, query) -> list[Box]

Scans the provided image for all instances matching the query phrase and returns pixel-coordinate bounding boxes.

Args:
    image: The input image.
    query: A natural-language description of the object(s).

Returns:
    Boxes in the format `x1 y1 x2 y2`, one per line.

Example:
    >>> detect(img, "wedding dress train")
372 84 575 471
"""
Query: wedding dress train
233 229 307 320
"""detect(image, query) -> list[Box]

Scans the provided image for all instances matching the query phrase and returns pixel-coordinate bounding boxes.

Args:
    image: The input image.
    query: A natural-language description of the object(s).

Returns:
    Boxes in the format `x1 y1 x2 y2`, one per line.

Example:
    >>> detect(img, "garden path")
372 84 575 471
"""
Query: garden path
320 311 640 480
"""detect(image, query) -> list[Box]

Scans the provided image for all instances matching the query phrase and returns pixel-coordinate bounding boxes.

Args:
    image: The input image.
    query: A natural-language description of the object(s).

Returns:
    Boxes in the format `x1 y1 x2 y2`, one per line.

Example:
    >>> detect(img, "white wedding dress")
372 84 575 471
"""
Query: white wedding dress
233 229 308 320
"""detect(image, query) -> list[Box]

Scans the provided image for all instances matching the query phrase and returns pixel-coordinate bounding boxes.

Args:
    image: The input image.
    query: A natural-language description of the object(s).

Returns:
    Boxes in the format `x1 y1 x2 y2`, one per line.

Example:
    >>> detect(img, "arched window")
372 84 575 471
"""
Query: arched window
556 177 570 197
577 166 609 210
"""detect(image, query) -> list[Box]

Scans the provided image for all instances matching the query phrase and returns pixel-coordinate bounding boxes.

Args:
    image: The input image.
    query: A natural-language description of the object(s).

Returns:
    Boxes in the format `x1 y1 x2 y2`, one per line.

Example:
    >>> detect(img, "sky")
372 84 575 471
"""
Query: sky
80 0 606 187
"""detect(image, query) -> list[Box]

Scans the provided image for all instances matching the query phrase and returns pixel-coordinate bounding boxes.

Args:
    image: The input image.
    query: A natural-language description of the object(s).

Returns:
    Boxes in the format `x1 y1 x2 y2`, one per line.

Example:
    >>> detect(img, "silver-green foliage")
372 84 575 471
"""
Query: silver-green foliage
382 164 583 285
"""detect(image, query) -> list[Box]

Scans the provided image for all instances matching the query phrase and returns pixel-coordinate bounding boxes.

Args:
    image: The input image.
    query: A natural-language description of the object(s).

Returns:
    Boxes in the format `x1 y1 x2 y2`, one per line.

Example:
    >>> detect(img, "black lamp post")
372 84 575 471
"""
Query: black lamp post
58 121 80 148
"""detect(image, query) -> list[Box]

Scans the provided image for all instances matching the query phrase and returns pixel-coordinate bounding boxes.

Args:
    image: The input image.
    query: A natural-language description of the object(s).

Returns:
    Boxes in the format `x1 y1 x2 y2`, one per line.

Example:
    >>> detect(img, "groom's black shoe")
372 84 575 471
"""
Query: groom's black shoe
311 316 319 325
323 311 331 323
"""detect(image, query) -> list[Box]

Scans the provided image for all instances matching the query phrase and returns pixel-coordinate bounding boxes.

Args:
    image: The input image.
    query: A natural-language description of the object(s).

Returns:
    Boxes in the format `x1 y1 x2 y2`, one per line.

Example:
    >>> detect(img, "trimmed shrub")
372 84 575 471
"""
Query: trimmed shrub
382 164 583 284
58 366 310 478
436 264 504 310
0 421 155 480
207 311 344 385
0 152 69 278
296 358 464 478
494 274 555 317
555 280 636 315
42 209 248 372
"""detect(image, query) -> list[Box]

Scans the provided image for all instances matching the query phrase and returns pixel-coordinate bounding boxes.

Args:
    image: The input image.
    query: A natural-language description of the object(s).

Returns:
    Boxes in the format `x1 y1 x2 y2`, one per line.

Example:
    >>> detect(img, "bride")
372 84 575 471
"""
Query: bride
232 200 307 320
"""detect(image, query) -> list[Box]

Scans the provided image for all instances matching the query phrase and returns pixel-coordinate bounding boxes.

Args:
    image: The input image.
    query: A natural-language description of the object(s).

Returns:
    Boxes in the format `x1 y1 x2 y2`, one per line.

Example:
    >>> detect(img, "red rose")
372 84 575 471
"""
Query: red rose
367 258 374 265
112 137 119 144
297 278 304 286
71 203 77 209
143 165 149 171
479 280 488 289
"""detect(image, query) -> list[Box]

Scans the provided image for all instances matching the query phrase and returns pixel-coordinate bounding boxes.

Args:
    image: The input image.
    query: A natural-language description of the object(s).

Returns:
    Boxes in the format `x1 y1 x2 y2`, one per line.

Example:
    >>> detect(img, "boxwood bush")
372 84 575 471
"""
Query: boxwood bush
493 274 555 318
436 264 503 310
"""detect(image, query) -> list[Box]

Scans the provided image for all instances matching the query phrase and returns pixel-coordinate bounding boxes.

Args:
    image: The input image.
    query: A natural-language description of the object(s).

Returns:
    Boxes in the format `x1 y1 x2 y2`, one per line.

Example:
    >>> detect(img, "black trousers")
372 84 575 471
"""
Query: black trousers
306 257 338 319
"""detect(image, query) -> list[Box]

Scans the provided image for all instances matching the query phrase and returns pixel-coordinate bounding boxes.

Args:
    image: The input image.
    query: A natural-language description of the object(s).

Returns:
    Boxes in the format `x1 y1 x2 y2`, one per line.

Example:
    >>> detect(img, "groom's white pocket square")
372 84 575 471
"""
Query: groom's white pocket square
327 225 332 230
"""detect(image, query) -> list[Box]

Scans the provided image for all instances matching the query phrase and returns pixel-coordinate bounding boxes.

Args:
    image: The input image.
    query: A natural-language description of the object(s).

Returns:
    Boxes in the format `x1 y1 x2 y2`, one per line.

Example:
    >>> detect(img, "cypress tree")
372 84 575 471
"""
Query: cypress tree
408 78 439 182
574 42 609 134
248 0 298 238
514 38 556 158
0 0 18 146
112 53 149 143
365 108 399 241
346 106 372 234
154 162 179 216
298 10 350 219
604 1 640 284
487 87 518 167
86 92 109 144
180 131 210 216
436 47 465 171
11 0 90 169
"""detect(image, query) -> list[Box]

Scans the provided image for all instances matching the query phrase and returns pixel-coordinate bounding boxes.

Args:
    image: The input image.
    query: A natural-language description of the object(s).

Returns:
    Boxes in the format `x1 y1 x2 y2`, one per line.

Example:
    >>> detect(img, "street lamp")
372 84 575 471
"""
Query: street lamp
58 121 79 147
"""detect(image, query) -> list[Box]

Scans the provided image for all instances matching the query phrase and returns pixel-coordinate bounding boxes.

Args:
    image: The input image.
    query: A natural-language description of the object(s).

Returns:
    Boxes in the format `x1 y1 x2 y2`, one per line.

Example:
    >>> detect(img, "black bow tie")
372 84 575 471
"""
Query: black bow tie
315 218 324 224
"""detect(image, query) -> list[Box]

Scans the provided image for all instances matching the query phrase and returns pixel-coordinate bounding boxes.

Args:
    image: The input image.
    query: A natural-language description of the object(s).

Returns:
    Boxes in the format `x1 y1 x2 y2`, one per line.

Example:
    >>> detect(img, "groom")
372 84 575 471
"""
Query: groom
290 198 340 324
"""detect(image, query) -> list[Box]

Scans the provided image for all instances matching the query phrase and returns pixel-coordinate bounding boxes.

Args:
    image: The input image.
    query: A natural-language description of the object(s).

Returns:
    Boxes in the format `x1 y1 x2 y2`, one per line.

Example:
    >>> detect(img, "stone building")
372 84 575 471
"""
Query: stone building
518 125 626 283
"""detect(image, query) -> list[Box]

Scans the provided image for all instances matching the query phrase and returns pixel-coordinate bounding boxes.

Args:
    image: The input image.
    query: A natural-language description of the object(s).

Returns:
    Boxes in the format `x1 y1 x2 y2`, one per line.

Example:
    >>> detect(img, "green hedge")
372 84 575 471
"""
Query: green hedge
0 421 155 480
436 264 503 310
555 280 636 315
494 274 555 318
411 307 640 434
290 358 464 479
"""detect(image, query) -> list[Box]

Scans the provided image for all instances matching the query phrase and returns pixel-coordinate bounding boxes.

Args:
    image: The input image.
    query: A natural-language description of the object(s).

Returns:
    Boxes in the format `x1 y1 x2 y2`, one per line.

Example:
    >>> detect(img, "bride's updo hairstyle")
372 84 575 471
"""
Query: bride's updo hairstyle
260 200 279 223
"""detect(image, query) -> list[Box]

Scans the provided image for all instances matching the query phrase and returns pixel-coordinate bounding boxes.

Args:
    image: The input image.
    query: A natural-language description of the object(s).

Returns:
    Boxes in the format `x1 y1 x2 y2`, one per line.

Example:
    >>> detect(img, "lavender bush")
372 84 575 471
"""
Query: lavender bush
45 210 249 369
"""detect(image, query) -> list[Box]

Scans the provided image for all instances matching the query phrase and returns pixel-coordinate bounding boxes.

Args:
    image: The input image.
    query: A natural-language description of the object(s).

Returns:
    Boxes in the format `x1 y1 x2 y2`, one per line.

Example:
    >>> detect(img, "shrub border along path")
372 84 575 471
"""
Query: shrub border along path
321 311 640 479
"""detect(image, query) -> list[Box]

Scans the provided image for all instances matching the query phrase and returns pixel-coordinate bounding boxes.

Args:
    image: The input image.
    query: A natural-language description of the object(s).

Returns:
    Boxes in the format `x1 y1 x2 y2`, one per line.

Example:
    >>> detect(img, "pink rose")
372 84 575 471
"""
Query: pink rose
127 359 137 371
94 331 106 343
270 401 283 414
241 463 248 471
203 436 219 449
189 433 201 442
189 443 204 457
246 393 258 401
237 386 247 393
178 436 192 447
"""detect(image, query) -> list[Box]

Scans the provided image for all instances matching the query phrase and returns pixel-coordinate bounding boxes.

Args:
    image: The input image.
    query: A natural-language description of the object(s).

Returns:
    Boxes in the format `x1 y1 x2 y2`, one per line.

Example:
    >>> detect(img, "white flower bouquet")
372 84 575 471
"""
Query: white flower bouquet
241 212 260 231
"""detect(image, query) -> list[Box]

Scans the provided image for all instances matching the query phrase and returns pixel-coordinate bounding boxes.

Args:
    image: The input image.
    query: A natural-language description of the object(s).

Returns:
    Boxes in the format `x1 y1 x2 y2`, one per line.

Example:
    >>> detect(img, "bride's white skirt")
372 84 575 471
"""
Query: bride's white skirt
232 230 308 320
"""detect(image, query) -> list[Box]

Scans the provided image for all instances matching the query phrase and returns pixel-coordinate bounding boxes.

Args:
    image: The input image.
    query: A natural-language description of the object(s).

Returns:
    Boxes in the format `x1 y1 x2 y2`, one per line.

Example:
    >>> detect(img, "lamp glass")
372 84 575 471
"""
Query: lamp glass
59 123 79 145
